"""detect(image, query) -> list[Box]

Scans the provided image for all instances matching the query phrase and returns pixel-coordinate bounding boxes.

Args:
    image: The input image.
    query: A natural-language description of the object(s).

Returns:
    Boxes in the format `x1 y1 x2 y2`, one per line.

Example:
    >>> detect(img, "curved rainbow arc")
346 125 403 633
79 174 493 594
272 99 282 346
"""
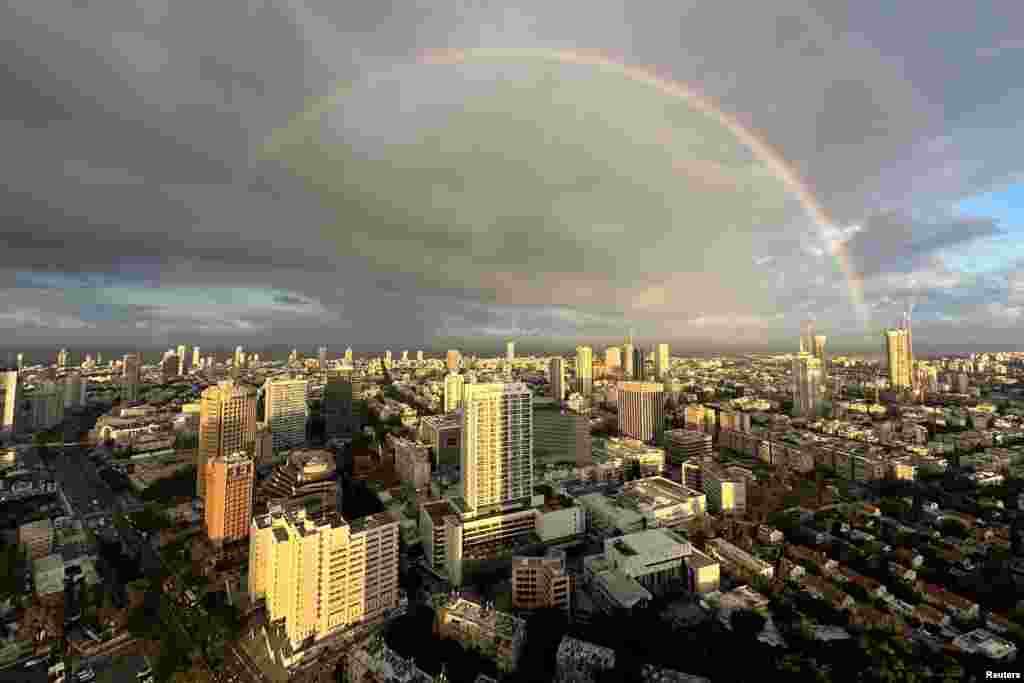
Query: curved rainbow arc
419 47 869 324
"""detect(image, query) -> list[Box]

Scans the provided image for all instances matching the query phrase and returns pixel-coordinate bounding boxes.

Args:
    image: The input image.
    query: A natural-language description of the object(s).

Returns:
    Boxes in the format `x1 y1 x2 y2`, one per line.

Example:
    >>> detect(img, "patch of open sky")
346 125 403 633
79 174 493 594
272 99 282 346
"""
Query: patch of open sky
948 183 1024 274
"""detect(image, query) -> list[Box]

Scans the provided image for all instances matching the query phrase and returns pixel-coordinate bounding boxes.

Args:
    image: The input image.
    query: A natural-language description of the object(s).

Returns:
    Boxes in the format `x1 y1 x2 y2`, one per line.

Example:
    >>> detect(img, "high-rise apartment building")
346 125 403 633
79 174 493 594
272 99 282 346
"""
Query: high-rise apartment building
248 506 399 652
344 347 353 363
792 352 823 418
885 328 913 390
192 346 201 370
234 346 246 369
400 350 408 362
549 358 566 402
460 383 533 515
506 341 515 364
1 370 20 436
446 349 461 372
205 451 254 545
444 373 465 413
121 353 141 403
15 354 23 371
799 320 815 355
617 382 666 444
383 350 392 369
57 349 69 369
324 374 362 440
198 380 258 499
511 549 571 613
634 349 647 380
575 346 593 397
177 344 189 376
264 377 309 451
416 350 424 362
318 346 328 369
655 343 670 379
604 347 621 370
533 398 591 466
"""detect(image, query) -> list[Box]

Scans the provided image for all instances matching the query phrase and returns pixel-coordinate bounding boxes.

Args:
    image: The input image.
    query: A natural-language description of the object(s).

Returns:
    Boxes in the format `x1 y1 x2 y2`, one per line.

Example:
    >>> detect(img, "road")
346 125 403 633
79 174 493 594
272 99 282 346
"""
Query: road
50 446 122 523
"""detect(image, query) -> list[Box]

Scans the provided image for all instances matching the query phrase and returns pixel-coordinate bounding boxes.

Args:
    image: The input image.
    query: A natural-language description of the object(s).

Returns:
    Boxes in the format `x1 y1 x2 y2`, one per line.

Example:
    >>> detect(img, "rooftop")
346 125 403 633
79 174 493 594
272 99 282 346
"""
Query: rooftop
440 596 525 640
610 528 691 561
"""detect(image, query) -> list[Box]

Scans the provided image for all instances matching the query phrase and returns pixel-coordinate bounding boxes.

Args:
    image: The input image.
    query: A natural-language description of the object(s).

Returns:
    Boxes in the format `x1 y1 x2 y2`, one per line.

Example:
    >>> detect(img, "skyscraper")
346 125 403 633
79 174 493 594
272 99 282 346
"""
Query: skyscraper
444 373 465 413
0 370 19 436
655 343 670 379
176 344 189 376
799 320 815 355
812 335 827 366
318 346 328 369
198 380 258 499
344 347 353 363
617 381 666 444
401 350 408 362
416 350 424 362
460 383 533 514
324 374 362 439
792 352 823 418
264 377 309 451
885 328 913 390
204 451 254 545
575 346 593 396
234 346 246 369
604 347 621 370
57 349 69 369
15 353 23 372
549 358 566 401
622 331 635 380
506 341 515 363
446 350 461 372
384 350 392 367
192 346 201 370
121 353 141 403
633 349 646 380
288 349 299 364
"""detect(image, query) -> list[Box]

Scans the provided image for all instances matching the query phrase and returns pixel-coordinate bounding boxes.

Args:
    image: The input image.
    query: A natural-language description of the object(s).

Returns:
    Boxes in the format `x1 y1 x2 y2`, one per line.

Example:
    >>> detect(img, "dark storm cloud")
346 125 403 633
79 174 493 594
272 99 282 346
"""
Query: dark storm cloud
1 0 1023 348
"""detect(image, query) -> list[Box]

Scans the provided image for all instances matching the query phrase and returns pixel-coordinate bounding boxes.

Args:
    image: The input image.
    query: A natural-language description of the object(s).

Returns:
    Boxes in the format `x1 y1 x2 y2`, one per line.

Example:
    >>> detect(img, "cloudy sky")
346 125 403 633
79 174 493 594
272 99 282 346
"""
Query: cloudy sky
2 0 1023 355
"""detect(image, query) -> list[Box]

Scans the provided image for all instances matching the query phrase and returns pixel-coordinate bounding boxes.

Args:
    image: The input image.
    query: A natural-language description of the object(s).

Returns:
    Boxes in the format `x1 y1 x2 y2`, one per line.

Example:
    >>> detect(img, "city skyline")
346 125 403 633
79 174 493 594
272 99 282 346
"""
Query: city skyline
2 2 1023 350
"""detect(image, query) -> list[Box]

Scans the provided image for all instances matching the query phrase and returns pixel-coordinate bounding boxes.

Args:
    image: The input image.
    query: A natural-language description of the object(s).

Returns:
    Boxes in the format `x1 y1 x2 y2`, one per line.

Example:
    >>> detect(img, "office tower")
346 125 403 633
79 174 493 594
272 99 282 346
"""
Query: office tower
799 320 815 354
533 398 591 466
317 346 328 369
792 352 823 418
416 350 424 362
446 349 461 372
622 331 635 380
344 347 353 363
57 349 69 369
161 355 178 382
204 451 254 545
121 353 141 403
444 372 465 413
549 358 566 401
0 370 19 436
616 381 666 444
234 346 246 368
198 380 258 499
813 335 827 366
655 343 670 379
249 506 399 651
26 382 64 431
632 349 646 380
83 354 94 369
264 377 309 451
15 353 23 372
384 350 392 369
885 328 913 390
62 373 86 410
288 349 299 364
251 353 260 366
460 382 533 514
604 347 621 370
575 346 593 396
177 344 189 376
506 341 515 364
192 346 201 370
324 374 362 439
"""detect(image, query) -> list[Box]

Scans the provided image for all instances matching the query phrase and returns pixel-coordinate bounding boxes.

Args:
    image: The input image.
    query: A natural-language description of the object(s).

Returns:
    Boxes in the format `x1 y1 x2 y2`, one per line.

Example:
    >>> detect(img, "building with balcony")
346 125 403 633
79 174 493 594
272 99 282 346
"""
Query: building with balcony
663 430 713 465
257 448 339 519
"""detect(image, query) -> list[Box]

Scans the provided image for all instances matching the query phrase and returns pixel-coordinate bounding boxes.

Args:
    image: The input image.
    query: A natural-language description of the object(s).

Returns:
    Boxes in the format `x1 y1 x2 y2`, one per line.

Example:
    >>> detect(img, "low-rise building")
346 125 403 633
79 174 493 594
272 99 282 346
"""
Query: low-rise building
706 538 773 579
418 414 461 467
555 636 615 683
952 629 1017 662
757 525 784 545
435 596 526 673
701 464 746 515
604 528 692 596
663 430 713 465
582 554 652 615
388 435 432 492
19 519 55 560
511 549 572 613
346 636 433 683
684 547 720 594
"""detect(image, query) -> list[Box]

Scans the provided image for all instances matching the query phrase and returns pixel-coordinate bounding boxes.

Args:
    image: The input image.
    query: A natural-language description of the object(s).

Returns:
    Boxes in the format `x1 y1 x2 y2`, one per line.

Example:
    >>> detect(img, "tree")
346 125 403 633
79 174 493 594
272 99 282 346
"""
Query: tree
625 460 643 482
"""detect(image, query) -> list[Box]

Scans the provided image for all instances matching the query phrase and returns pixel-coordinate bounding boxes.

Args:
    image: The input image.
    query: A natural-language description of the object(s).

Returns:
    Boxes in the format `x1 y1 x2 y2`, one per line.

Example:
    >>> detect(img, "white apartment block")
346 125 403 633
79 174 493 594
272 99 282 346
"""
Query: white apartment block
264 378 308 451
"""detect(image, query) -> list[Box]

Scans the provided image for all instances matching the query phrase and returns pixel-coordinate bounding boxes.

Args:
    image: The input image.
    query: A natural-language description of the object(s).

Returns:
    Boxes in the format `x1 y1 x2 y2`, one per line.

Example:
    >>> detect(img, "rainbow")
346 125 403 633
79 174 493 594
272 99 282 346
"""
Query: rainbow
419 47 868 323
263 45 869 323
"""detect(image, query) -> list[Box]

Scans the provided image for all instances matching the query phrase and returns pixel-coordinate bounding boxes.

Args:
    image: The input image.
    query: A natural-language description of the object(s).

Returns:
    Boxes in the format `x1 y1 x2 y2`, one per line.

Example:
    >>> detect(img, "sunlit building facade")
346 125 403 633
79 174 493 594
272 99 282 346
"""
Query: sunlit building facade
198 379 258 499
616 382 665 444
